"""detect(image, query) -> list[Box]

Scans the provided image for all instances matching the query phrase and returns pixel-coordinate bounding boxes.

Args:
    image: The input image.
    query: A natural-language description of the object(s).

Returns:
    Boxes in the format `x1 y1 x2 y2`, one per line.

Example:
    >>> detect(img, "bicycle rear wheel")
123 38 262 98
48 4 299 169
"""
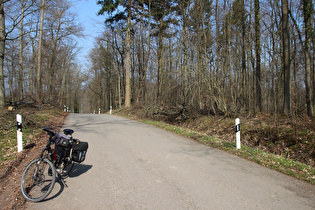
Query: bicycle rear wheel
21 158 56 202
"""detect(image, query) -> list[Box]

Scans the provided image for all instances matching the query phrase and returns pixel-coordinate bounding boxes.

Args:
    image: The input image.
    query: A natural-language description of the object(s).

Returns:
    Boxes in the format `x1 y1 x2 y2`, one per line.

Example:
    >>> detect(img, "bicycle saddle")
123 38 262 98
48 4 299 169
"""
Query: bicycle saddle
63 129 74 135
42 127 55 136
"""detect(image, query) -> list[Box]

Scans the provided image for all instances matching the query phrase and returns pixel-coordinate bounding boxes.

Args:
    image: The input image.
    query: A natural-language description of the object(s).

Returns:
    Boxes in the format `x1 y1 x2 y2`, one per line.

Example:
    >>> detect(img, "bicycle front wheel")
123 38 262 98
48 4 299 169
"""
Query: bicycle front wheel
21 158 56 202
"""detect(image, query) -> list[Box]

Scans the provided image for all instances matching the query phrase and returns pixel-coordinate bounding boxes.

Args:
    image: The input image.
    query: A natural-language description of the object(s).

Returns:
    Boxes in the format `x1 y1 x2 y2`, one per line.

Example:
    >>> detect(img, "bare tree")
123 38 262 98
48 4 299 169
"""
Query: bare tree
0 0 7 107
17 0 25 101
282 0 291 116
125 0 131 107
302 0 313 116
36 0 44 103
85 0 313 117
255 0 262 113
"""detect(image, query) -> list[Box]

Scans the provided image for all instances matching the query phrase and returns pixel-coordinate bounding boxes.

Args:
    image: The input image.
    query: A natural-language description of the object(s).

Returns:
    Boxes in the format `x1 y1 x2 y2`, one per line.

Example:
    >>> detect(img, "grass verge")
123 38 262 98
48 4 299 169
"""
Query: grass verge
0 108 65 165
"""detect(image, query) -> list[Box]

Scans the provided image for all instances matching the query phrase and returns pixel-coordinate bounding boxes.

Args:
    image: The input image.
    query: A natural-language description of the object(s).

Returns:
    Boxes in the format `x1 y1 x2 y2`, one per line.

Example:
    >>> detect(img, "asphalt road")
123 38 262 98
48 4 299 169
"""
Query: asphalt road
27 114 315 209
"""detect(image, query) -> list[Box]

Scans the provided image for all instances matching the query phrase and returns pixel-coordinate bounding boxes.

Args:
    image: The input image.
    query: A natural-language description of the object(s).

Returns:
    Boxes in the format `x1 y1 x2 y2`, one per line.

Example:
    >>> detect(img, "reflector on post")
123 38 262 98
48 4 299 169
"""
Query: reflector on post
17 114 23 152
235 118 241 149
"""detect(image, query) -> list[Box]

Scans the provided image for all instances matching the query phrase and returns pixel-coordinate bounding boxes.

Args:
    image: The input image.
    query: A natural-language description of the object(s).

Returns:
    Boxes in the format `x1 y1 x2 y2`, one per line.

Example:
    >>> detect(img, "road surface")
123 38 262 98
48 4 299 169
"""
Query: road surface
27 114 315 209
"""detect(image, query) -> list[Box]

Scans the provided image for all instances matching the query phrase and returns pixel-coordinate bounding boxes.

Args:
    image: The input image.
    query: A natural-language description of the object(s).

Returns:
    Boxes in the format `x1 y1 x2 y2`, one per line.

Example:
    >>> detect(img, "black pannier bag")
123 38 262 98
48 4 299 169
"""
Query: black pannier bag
72 141 88 163
53 133 71 165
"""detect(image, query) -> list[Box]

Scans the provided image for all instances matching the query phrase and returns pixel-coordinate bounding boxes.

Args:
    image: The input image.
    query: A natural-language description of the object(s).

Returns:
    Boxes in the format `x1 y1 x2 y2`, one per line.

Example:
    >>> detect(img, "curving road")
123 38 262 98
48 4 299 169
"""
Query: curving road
27 114 315 209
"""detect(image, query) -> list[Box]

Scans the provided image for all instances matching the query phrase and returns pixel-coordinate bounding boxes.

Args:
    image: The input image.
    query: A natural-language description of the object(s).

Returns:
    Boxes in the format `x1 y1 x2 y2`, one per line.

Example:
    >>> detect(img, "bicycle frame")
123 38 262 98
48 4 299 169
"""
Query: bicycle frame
30 134 55 180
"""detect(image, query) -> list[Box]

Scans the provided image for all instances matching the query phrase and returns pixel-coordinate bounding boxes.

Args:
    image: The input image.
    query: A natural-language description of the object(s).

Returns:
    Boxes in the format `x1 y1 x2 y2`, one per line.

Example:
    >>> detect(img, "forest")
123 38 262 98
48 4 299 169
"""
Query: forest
0 0 314 118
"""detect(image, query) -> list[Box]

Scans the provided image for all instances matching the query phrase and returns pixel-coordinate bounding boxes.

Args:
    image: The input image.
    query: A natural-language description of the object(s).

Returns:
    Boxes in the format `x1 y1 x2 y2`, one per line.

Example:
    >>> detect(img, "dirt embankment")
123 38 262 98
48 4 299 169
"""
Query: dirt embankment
0 107 68 209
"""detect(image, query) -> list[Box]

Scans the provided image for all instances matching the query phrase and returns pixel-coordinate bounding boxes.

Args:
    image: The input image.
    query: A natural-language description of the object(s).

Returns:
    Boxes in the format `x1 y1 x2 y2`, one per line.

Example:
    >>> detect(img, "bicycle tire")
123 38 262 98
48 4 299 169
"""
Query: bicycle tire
21 158 56 202
58 157 74 179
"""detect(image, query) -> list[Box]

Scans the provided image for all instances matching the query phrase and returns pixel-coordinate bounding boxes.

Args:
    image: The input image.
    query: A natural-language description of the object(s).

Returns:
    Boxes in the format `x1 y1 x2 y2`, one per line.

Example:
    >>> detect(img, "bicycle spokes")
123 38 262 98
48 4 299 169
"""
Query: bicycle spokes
21 158 56 202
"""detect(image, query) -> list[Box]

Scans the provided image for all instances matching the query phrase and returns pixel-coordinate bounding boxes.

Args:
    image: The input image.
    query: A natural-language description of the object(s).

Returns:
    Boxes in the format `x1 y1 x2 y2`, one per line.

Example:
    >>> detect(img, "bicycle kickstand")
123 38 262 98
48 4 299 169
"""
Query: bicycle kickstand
58 174 68 188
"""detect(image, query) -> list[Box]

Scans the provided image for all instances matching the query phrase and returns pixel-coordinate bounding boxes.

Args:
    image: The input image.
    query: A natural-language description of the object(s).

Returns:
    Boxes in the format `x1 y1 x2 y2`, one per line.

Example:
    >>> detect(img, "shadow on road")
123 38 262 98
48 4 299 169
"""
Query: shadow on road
39 164 93 202
69 164 93 178
41 179 65 202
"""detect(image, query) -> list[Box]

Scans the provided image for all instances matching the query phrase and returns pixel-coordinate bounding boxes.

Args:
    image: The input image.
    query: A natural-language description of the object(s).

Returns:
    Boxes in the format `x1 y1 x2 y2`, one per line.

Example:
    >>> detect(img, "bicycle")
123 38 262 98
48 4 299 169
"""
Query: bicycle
21 127 88 202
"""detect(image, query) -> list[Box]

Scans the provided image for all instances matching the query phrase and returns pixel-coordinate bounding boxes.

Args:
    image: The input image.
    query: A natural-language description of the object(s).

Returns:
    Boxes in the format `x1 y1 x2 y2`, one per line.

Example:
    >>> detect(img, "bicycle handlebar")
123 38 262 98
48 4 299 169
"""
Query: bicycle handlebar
42 127 77 147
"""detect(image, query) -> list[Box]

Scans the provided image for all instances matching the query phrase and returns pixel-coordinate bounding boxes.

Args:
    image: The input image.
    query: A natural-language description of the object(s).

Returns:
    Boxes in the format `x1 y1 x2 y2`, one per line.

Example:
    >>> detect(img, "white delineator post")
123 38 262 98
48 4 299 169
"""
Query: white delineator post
99 108 101 114
17 114 23 152
235 118 241 149
110 106 112 115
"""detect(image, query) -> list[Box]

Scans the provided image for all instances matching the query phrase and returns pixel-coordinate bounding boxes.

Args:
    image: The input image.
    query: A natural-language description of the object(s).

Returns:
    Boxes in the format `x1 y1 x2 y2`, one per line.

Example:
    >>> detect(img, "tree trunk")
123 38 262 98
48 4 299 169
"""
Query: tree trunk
313 39 315 113
303 0 313 116
18 0 25 101
241 0 247 113
125 0 131 108
8 59 13 102
157 22 164 105
198 24 203 110
182 5 188 106
0 0 5 107
282 0 291 116
227 14 233 112
36 0 45 103
137 0 151 105
255 0 262 113
215 0 219 80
